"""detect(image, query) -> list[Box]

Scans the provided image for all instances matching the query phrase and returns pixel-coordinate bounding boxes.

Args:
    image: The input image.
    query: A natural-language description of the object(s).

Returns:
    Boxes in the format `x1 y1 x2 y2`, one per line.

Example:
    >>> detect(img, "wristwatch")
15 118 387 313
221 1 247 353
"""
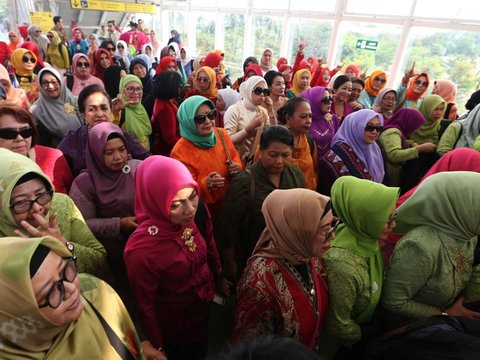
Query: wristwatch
66 241 75 253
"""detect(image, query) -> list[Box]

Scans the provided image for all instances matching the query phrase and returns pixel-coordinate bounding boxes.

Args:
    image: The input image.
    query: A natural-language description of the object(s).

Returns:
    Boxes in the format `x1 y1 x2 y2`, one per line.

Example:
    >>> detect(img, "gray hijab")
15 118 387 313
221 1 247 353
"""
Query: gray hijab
455 102 480 149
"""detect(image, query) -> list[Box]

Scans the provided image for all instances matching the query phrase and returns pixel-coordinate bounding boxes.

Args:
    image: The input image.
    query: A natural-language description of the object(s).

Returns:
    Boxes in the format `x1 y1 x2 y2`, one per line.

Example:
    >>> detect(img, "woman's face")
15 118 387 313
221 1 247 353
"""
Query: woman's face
32 251 83 325
322 70 331 83
117 43 125 53
413 75 428 94
311 211 335 257
10 178 51 228
380 91 397 111
180 48 186 59
73 30 82 40
196 71 210 91
299 74 310 90
145 46 152 56
133 64 146 79
169 186 198 225
123 81 143 104
379 209 397 241
216 94 225 111
75 57 90 78
99 53 111 69
0 114 33 155
88 35 95 44
166 61 176 71
47 32 55 44
262 50 272 66
286 101 312 134
103 137 128 171
251 83 268 106
22 52 36 72
431 103 446 121
320 90 332 113
371 74 386 91
350 83 364 101
345 69 355 78
83 92 111 128
40 72 61 99
259 141 292 175
282 69 293 83
194 103 215 136
270 75 286 97
334 81 352 103
363 116 382 144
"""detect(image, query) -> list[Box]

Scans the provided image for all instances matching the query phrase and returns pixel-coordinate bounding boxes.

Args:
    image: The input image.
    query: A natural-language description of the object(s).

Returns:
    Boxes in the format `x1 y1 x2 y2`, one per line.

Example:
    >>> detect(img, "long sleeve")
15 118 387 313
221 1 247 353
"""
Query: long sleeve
437 122 461 156
379 129 418 164
61 44 70 69
224 104 249 145
292 51 304 76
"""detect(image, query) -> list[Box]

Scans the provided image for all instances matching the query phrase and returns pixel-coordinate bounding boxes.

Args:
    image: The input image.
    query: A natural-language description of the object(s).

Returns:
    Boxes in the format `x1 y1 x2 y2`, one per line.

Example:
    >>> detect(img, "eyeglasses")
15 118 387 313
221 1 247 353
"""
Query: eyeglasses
196 76 209 83
386 210 397 228
76 61 90 68
46 35 53 39
22 56 36 64
117 45 124 49
373 77 386 84
10 189 53 214
125 86 143 94
0 127 34 140
252 87 270 96
365 124 383 133
414 80 428 87
41 79 59 88
35 30 41 33
8 35 16 38
194 109 216 124
324 218 340 242
106 47 115 51
38 257 78 309
321 95 334 104
382 96 397 102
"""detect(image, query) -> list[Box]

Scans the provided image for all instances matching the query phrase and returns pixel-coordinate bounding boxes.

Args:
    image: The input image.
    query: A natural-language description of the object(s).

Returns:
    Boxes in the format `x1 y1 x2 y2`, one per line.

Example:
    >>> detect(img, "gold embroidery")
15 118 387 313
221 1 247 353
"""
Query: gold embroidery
64 103 76 114
455 251 466 272
181 227 196 252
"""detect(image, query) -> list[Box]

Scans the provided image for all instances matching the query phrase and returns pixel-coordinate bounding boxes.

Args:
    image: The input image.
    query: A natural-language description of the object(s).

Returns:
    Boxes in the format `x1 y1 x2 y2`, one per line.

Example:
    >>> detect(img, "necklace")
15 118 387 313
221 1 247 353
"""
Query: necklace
181 227 196 252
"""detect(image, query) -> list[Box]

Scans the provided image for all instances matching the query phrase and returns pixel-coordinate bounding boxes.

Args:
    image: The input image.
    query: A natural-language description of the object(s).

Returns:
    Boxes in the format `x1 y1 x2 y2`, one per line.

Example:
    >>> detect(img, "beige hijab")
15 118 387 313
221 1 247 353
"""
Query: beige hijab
253 188 330 264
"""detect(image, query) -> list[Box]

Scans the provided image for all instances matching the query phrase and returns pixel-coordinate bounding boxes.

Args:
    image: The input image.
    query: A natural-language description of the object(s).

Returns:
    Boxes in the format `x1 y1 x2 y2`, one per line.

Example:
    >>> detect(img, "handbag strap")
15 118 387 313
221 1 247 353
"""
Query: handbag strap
217 128 233 163
309 259 324 349
86 298 136 360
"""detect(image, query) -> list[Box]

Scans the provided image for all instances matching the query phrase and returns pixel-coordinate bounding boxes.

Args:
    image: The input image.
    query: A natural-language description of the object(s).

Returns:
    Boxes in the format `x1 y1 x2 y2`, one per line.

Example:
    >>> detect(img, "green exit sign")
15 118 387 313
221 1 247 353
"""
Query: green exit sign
356 39 378 51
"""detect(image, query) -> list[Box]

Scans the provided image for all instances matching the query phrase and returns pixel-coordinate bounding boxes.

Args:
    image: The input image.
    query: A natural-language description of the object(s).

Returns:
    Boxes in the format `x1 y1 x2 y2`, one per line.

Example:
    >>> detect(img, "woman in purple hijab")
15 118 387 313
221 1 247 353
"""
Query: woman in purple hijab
301 86 340 158
318 109 385 195
69 121 141 310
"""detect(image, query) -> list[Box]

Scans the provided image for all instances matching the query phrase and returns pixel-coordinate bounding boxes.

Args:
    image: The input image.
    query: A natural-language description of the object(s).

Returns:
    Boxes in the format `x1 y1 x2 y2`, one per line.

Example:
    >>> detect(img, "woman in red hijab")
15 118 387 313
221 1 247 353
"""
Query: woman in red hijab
93 48 113 81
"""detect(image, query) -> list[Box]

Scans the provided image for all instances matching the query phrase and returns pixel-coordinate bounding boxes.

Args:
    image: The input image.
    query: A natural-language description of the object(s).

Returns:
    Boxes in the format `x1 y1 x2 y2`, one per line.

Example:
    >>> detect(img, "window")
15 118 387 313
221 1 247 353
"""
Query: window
224 13 245 78
288 18 333 64
191 11 216 57
250 15 284 61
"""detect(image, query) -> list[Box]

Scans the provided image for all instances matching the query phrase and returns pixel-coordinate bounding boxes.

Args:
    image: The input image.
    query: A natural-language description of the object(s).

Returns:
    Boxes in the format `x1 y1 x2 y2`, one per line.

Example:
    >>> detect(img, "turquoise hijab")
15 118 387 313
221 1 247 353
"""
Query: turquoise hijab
177 95 217 149
330 176 399 323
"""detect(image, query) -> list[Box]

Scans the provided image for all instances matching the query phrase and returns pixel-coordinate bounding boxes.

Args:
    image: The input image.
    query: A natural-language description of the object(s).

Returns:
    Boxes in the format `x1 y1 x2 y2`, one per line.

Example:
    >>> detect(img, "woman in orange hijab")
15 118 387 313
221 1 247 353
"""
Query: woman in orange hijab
8 32 20 52
358 69 387 109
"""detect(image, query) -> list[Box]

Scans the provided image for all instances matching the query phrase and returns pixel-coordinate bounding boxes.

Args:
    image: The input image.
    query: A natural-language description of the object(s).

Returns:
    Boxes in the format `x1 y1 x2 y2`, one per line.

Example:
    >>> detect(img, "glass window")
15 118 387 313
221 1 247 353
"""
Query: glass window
402 27 480 112
250 15 284 63
190 0 215 7
164 10 187 44
222 0 248 8
334 21 402 77
223 13 245 80
414 0 480 21
346 0 414 16
288 18 333 65
252 0 289 10
191 11 216 57
289 1 335 12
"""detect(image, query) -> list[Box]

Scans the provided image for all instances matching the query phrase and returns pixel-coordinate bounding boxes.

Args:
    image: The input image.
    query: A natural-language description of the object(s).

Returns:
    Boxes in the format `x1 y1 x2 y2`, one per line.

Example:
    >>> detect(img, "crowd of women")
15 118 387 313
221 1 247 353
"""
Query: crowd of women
1 20 480 360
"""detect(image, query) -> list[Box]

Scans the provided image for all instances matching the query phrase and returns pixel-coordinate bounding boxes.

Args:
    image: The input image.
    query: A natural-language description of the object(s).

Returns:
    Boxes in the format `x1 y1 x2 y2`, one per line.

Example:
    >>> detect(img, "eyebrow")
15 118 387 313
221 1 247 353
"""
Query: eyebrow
171 189 196 203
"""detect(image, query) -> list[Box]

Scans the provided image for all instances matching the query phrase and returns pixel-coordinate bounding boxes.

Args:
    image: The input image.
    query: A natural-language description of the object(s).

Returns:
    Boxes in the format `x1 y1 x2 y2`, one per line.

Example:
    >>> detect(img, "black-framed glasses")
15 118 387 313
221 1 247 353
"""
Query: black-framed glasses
0 127 33 140
41 79 59 88
373 77 386 84
22 56 36 64
252 87 270 96
125 86 143 94
321 95 334 104
325 218 340 241
194 109 216 124
106 47 115 51
386 210 397 228
46 35 53 39
365 124 383 133
76 61 90 68
38 257 78 309
414 80 428 87
9 189 53 214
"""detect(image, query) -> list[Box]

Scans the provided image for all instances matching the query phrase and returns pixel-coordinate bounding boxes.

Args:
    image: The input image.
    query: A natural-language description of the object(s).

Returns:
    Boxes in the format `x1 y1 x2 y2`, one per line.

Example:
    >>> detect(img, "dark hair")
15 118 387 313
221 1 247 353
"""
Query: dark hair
103 66 125 99
107 20 116 25
154 71 182 99
15 172 52 191
260 125 294 149
333 75 352 90
30 244 50 278
78 84 112 114
100 40 115 50
53 16 62 25
242 56 259 72
277 97 309 125
351 77 365 89
466 89 480 111
215 336 323 360
264 71 284 88
106 132 123 141
129 21 138 29
0 105 40 146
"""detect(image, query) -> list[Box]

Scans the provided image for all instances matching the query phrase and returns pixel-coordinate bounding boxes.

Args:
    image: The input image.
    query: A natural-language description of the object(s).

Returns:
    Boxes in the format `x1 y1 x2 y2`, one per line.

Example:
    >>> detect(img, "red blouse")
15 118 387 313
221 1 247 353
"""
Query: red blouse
151 98 180 155
35 145 74 194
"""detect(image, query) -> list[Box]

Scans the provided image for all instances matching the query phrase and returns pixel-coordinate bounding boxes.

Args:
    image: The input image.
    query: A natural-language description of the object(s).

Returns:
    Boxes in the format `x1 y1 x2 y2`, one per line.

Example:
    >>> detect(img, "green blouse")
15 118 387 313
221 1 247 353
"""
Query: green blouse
437 122 461 156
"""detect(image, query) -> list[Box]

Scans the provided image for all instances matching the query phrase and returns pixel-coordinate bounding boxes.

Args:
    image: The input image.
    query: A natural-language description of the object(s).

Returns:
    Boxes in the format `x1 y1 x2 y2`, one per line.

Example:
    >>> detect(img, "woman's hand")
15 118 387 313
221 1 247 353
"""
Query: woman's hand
141 341 168 360
120 216 138 233
227 161 242 176
15 213 68 245
206 172 225 190
112 93 133 115
445 297 480 321
371 104 381 113
350 101 364 110
403 62 416 83
415 142 436 153
246 111 266 136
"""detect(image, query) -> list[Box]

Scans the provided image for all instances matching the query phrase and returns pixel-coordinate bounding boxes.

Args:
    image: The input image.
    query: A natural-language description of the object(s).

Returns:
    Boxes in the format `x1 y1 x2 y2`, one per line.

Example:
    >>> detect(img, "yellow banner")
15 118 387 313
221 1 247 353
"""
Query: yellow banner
70 0 156 14
29 12 54 34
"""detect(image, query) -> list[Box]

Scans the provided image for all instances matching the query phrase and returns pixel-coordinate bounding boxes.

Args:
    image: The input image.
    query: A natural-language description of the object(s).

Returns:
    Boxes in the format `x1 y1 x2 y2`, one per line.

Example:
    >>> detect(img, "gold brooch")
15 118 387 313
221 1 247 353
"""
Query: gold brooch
181 227 196 252
455 251 467 273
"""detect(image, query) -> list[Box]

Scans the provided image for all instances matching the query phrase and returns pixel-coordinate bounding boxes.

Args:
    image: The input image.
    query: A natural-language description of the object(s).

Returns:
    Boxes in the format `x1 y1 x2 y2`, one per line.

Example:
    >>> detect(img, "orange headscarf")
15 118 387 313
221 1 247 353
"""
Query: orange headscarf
8 32 19 52
364 69 387 97
194 66 218 98
405 72 430 101
291 69 311 97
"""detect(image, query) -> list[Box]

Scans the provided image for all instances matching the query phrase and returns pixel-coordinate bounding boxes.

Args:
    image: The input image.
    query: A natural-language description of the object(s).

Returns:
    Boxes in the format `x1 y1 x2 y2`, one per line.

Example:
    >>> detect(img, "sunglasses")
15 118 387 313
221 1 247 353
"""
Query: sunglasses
321 95 334 104
47 35 53 39
76 62 90 68
252 87 270 96
197 76 209 83
22 56 36 64
106 47 115 51
364 124 383 133
194 109 216 124
0 127 34 140
373 77 386 84
117 45 124 49
414 80 428 87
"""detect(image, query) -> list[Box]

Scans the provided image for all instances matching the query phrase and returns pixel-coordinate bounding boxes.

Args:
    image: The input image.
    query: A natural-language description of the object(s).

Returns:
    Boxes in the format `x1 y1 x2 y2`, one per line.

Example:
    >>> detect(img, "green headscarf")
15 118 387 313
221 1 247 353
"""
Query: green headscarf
0 236 143 359
119 74 152 151
411 94 445 145
395 171 480 242
330 176 399 323
0 148 53 237
177 95 217 148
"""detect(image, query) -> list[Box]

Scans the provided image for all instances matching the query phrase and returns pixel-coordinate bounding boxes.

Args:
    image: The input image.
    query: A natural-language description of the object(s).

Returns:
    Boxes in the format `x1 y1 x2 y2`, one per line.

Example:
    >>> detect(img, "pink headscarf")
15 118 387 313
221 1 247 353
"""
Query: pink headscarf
434 80 457 103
